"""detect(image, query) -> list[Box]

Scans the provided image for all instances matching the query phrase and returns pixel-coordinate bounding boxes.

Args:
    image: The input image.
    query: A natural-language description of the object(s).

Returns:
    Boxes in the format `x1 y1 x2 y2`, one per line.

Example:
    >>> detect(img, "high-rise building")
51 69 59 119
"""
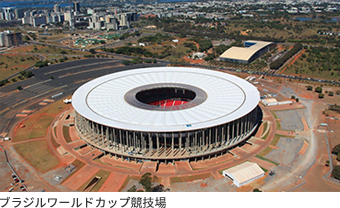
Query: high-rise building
14 8 24 19
0 31 22 47
73 2 80 12
54 4 61 13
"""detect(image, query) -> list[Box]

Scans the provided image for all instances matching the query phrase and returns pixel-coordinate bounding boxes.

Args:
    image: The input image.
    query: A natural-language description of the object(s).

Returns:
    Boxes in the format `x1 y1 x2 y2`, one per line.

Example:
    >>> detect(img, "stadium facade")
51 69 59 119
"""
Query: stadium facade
72 67 260 163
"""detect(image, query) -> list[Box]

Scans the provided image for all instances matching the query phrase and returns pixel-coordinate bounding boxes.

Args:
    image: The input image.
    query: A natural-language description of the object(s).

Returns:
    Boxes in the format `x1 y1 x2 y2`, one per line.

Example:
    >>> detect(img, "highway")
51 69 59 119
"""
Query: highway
0 58 169 134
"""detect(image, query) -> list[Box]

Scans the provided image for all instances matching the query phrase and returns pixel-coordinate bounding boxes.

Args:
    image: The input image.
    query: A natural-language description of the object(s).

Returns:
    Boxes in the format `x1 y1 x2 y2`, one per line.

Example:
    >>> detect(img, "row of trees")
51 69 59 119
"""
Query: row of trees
103 46 154 58
137 33 172 44
270 43 303 70
0 70 34 87
331 144 340 180
122 57 157 65
127 173 165 192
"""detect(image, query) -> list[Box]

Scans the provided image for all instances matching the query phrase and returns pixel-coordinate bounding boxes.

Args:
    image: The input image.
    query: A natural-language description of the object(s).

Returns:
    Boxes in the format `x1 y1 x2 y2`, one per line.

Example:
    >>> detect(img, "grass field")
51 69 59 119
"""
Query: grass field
29 115 55 139
14 140 59 173
0 54 40 80
14 100 69 142
255 155 279 166
276 120 282 130
51 130 60 149
258 146 273 157
63 126 72 143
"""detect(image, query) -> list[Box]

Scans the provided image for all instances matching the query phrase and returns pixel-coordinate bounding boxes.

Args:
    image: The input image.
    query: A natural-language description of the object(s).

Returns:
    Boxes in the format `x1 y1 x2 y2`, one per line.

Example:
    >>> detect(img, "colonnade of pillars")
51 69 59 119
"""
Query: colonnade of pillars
75 107 259 160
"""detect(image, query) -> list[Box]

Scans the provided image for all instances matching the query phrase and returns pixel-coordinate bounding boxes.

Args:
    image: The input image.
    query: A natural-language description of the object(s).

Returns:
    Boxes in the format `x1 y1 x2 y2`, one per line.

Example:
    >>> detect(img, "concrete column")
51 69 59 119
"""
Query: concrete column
185 133 189 151
101 125 104 147
202 130 205 150
156 134 159 157
141 133 144 153
91 122 95 142
222 126 225 145
232 121 235 142
133 132 136 151
215 127 218 148
125 131 128 151
195 131 198 152
164 133 167 158
148 133 152 156
119 129 123 153
172 133 174 157
179 132 182 154
105 127 109 148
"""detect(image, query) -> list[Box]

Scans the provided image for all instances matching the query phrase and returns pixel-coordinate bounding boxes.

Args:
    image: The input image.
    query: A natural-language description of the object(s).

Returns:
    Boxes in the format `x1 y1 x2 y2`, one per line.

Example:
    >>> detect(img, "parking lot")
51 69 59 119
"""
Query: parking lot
276 110 304 131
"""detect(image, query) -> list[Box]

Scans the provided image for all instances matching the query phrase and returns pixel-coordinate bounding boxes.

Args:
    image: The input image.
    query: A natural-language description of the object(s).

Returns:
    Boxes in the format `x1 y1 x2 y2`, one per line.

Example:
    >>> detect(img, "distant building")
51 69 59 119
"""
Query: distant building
0 31 22 47
22 16 32 25
220 40 276 64
73 2 80 12
14 8 24 19
32 16 46 27
54 4 61 13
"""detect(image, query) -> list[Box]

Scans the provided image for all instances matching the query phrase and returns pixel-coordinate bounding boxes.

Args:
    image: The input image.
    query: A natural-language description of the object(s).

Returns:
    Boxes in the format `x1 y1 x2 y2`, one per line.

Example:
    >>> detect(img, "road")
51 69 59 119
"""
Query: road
0 58 169 134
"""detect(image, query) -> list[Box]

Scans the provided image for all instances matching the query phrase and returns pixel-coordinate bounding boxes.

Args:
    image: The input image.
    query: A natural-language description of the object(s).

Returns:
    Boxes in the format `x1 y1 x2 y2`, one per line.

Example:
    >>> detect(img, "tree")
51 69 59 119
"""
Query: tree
337 153 340 162
332 144 340 155
291 95 296 99
127 185 137 192
328 91 334 96
306 86 313 91
89 49 96 54
331 166 340 180
318 93 324 99
315 87 322 93
253 188 262 192
139 173 152 192
11 78 17 82
49 76 54 80
24 71 34 78
295 98 299 102
17 86 22 90
60 50 67 54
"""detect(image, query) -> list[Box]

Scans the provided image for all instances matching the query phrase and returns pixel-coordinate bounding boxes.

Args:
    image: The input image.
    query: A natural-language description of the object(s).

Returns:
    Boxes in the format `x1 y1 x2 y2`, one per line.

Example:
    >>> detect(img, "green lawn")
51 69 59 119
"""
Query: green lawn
255 155 279 166
14 140 59 173
0 54 40 80
63 126 72 143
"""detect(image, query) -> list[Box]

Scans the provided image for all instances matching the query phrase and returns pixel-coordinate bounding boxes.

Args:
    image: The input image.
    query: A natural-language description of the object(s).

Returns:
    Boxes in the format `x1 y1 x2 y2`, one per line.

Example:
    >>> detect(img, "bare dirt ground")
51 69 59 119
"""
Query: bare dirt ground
2 74 339 193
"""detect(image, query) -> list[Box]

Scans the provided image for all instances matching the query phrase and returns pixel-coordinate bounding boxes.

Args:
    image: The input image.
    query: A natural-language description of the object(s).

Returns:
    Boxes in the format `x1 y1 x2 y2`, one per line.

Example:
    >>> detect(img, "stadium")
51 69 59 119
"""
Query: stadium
72 67 260 163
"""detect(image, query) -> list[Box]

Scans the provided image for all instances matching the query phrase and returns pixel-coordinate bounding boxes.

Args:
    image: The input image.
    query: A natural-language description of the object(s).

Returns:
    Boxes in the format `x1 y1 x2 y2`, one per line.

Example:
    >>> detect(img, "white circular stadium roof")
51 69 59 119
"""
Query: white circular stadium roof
72 67 260 132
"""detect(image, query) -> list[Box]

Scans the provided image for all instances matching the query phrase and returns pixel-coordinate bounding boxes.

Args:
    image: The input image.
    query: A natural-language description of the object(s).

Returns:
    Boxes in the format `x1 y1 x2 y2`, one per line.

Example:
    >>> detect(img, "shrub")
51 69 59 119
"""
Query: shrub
332 144 340 155
331 166 340 180
315 87 322 93
127 185 137 192
139 173 152 192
